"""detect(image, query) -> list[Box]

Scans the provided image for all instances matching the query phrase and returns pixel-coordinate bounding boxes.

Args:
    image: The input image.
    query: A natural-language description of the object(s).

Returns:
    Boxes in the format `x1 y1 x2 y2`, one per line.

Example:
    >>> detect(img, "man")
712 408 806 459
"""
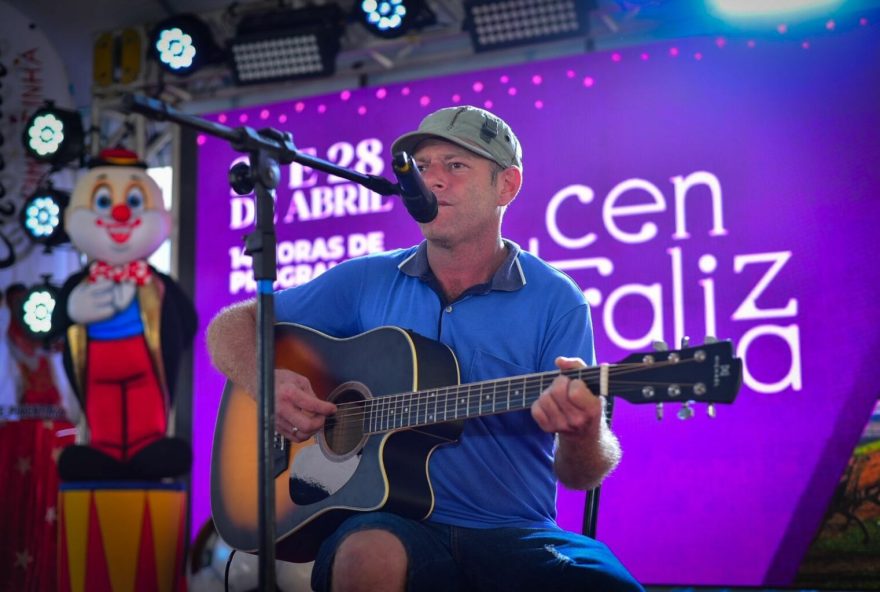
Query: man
207 106 643 592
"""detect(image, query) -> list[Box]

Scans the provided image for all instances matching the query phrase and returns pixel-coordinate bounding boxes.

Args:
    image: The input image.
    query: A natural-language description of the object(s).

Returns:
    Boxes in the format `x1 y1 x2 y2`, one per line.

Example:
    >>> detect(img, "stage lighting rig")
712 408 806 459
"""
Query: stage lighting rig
22 103 85 167
463 0 595 53
229 4 345 85
149 14 223 76
20 186 70 251
357 0 435 39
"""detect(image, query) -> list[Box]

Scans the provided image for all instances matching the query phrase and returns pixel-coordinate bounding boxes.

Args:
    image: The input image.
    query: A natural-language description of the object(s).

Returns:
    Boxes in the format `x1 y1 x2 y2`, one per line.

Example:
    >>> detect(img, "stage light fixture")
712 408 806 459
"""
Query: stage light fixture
17 280 61 343
358 0 430 39
22 104 85 166
20 187 70 250
229 4 344 85
707 0 843 19
149 14 221 75
463 0 595 53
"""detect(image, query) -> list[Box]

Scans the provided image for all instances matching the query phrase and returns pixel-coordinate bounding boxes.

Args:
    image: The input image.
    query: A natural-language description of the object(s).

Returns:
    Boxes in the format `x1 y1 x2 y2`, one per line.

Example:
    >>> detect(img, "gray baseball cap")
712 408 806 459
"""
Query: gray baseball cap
391 106 522 169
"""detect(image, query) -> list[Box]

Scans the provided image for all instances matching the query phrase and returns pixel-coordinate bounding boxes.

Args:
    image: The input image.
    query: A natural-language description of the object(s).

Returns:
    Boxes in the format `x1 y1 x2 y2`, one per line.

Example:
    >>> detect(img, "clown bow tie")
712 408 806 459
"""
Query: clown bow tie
88 260 153 286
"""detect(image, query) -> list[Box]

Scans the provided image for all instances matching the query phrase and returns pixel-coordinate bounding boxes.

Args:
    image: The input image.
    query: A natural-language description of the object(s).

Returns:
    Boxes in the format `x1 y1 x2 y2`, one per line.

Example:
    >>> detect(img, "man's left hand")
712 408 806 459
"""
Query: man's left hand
531 356 604 441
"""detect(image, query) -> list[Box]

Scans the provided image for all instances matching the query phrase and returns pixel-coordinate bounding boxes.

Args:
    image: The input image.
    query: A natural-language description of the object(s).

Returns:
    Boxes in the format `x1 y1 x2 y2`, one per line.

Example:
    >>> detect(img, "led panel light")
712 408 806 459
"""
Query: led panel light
229 5 343 85
464 0 595 52
231 32 333 83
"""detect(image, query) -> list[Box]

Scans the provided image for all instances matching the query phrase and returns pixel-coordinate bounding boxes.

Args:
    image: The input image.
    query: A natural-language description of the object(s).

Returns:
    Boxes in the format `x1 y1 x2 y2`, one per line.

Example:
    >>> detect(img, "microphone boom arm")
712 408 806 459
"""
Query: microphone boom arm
121 94 400 197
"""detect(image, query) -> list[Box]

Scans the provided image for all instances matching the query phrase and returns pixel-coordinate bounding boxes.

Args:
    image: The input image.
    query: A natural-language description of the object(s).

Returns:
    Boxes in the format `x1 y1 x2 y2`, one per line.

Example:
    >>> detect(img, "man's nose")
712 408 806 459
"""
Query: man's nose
421 163 445 189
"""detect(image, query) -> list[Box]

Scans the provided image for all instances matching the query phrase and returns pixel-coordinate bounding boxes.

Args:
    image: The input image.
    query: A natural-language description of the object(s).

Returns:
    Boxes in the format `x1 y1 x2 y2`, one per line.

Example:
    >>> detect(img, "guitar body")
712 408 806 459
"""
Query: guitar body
211 323 462 562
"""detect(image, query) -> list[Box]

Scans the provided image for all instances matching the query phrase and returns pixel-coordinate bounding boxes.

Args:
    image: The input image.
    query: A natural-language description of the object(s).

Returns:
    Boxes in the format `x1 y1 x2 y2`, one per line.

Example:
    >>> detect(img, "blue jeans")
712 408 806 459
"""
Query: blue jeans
311 512 644 592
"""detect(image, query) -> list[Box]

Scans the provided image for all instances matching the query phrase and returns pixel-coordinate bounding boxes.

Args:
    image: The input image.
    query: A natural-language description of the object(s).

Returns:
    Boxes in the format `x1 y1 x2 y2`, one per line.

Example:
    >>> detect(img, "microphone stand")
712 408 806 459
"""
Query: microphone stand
121 94 400 592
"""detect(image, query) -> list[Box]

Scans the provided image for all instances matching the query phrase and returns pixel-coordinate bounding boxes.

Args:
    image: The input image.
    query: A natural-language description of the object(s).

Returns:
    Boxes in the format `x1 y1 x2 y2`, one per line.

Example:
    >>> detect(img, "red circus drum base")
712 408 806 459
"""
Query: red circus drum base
58 482 187 592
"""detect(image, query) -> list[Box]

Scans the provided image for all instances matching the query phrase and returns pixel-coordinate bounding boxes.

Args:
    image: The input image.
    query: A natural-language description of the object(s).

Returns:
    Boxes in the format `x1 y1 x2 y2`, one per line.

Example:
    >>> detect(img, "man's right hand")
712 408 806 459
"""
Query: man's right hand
274 368 337 442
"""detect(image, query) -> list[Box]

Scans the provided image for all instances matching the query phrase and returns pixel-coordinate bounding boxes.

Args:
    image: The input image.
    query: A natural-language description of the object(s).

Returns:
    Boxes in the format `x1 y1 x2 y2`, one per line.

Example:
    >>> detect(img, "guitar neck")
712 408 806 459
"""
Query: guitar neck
326 340 739 436
354 367 600 435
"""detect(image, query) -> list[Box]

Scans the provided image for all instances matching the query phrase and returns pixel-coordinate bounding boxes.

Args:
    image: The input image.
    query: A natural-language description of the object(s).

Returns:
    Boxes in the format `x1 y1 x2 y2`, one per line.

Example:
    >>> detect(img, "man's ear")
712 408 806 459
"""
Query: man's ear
498 166 523 206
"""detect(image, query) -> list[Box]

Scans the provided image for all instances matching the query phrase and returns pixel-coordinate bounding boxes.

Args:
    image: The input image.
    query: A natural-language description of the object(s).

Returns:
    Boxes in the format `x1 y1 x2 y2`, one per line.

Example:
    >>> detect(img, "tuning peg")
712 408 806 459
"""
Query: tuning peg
704 335 718 344
652 340 668 352
677 401 695 421
707 403 717 419
680 336 690 348
656 402 664 421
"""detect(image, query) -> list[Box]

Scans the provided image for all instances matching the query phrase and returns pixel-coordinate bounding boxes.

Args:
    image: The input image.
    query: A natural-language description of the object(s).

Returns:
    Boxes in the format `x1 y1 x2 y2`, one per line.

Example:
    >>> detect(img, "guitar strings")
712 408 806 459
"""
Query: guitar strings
329 358 697 413
324 359 702 427
321 359 708 435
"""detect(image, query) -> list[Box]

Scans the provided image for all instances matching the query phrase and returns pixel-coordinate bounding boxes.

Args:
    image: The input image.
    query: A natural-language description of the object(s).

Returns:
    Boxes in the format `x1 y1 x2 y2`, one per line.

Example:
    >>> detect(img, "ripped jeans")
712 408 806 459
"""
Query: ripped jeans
311 512 645 592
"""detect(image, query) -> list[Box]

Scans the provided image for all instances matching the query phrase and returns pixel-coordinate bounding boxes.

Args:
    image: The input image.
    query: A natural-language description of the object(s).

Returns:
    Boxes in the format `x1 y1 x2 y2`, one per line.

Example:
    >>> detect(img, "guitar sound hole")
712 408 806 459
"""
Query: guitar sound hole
324 386 367 457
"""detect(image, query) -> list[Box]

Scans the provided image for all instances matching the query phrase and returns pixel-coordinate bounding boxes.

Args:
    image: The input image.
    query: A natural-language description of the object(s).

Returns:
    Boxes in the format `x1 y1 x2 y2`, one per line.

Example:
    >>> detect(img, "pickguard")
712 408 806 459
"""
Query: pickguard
289 444 361 505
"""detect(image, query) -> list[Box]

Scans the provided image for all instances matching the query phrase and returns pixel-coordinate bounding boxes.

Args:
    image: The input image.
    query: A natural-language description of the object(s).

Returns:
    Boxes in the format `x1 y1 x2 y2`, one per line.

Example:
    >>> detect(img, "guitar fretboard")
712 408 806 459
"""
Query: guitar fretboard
321 338 738 438
362 368 594 434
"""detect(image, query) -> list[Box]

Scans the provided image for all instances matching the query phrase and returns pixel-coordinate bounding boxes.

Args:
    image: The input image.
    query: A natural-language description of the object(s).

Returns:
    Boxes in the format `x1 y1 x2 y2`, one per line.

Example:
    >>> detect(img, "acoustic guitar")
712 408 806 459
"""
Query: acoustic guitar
211 323 741 562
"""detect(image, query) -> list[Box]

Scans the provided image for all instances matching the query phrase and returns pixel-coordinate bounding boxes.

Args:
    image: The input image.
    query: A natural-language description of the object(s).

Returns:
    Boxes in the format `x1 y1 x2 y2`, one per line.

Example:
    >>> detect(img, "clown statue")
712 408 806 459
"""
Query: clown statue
54 148 196 481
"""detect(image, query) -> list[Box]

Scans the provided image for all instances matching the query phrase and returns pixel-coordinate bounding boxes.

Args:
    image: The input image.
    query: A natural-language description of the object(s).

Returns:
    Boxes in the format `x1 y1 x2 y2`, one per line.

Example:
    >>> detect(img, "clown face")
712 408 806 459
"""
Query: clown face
67 166 170 266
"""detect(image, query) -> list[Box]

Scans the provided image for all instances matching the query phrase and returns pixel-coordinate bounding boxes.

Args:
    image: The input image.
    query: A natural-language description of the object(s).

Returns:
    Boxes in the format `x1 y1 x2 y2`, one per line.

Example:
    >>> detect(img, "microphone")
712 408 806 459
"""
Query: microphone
392 151 438 223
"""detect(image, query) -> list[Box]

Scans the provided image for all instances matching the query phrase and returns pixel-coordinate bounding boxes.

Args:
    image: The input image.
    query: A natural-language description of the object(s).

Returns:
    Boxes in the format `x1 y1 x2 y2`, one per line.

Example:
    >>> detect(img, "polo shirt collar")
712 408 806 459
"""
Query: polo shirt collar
398 239 526 292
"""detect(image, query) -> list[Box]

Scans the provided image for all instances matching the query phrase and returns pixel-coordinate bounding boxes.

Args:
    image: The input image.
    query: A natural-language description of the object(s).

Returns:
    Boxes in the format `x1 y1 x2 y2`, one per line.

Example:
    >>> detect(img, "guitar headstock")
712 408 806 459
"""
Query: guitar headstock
612 339 742 409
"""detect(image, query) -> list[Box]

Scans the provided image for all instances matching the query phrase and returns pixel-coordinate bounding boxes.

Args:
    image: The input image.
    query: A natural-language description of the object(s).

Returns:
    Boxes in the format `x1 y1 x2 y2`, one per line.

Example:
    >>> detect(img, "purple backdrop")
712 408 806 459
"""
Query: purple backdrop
193 19 880 586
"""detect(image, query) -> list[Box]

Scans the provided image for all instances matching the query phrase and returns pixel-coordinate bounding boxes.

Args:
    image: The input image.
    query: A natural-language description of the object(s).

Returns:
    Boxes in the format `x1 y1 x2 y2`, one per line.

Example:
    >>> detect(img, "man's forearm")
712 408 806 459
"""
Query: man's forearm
554 423 621 491
205 299 259 396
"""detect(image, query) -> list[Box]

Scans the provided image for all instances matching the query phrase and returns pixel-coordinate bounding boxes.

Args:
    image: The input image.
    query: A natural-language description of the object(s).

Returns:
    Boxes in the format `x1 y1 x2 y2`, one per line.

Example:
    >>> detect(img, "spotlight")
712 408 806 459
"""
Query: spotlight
358 0 433 39
16 280 62 343
229 5 344 85
22 103 85 166
20 187 70 250
463 0 595 53
149 14 221 75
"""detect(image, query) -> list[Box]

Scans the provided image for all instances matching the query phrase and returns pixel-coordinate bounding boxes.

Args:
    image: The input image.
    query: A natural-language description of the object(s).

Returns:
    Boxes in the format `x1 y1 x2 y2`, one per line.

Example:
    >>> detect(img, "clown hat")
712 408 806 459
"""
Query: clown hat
88 147 147 169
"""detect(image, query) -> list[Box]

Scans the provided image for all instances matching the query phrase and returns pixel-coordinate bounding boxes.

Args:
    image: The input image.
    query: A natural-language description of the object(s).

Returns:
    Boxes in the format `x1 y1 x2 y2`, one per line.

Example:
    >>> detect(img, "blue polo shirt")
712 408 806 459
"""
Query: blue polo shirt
275 239 595 529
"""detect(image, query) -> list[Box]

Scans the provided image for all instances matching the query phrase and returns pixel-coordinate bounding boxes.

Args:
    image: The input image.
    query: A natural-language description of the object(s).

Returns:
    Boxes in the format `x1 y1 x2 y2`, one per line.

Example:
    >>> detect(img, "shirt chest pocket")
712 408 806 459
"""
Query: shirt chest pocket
467 348 532 383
